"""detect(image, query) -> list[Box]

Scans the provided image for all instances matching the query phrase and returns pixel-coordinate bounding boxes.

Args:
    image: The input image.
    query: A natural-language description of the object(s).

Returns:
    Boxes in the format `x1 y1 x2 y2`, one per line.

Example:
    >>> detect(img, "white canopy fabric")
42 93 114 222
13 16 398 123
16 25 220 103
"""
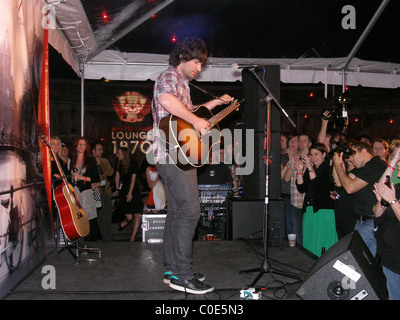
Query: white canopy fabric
81 50 400 89
47 0 400 89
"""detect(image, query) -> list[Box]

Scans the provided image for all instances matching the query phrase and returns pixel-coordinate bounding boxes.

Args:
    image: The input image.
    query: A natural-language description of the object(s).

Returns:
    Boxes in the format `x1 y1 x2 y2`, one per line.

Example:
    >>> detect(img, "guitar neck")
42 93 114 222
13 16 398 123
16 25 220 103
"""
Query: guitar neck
52 151 69 186
208 100 242 128
40 134 69 187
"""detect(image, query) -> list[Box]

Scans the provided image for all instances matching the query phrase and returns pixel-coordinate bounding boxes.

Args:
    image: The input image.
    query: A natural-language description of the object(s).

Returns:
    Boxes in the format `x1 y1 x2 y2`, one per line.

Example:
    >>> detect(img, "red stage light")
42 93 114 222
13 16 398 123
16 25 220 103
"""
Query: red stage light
304 114 308 119
390 118 394 124
354 117 359 122
171 35 177 43
309 92 314 97
102 12 109 22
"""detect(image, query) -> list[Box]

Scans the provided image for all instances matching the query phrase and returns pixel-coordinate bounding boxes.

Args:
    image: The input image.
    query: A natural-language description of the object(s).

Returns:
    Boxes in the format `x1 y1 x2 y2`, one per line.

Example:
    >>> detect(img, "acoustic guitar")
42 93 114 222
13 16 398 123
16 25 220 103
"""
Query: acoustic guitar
39 135 90 241
158 99 243 170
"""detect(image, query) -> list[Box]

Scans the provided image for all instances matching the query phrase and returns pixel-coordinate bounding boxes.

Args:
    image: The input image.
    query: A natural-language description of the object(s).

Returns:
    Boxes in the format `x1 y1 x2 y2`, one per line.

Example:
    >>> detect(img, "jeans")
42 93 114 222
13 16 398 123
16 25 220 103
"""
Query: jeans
382 266 400 300
157 163 200 280
354 219 376 257
282 196 292 235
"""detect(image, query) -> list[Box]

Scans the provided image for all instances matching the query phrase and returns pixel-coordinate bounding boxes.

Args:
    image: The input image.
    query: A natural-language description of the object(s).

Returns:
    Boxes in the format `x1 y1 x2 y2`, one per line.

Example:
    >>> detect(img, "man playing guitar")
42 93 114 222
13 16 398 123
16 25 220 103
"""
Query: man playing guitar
152 37 232 295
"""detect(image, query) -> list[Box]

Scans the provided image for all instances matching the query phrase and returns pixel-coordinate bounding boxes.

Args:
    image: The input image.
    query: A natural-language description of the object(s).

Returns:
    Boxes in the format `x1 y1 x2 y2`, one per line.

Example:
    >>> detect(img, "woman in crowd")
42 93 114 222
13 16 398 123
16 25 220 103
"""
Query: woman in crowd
50 136 70 229
70 137 100 241
114 147 143 242
296 142 337 256
145 164 166 210
373 147 400 300
50 136 69 184
280 132 292 236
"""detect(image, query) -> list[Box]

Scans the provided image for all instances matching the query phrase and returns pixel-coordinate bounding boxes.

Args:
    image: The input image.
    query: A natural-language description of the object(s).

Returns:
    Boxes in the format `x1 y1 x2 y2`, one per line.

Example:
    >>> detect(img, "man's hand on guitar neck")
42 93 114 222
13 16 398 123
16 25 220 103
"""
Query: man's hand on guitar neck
200 94 234 111
194 93 233 135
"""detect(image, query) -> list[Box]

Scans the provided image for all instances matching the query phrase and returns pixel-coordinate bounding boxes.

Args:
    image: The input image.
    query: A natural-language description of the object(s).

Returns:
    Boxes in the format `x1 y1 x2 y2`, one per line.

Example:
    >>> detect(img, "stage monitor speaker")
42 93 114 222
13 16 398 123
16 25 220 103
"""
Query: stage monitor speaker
242 65 281 132
243 131 281 199
296 231 387 300
227 199 285 243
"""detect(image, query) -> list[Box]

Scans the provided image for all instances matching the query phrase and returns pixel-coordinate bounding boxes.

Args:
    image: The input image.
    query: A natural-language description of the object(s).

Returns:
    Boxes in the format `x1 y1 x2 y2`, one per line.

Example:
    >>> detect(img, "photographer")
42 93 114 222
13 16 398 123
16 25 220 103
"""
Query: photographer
318 109 354 239
333 141 387 256
330 138 357 239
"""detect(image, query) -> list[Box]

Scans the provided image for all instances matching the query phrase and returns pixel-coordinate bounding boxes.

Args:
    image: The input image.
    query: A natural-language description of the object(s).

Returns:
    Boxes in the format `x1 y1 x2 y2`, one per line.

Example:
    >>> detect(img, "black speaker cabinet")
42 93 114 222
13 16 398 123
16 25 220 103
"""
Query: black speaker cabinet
227 199 285 243
296 231 387 300
242 65 281 132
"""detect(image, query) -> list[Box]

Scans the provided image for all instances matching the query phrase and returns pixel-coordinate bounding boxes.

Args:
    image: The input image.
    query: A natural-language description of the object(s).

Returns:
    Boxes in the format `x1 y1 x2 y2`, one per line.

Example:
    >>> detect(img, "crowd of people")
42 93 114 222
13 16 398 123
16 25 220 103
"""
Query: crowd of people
49 137 166 244
280 110 400 299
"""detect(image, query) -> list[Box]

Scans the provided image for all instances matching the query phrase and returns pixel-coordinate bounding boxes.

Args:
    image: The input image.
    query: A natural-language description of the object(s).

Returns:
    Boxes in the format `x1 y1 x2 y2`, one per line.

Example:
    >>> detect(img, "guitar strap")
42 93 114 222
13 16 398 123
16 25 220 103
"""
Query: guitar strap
189 82 230 104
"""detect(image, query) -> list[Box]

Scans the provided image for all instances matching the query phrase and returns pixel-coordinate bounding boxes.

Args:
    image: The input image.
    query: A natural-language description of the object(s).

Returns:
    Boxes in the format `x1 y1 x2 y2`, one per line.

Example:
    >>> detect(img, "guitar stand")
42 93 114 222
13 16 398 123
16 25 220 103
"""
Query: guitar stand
75 243 102 263
57 231 101 264
53 198 102 264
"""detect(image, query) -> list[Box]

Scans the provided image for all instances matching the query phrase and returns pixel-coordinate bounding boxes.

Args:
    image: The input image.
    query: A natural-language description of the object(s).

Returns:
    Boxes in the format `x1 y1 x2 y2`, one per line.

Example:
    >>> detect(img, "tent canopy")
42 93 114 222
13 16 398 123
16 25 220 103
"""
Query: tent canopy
47 0 400 89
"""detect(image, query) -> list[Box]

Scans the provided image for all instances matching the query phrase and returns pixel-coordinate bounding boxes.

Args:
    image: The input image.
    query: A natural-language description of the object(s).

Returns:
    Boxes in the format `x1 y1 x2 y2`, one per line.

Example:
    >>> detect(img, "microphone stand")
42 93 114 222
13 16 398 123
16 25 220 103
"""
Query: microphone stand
239 67 301 286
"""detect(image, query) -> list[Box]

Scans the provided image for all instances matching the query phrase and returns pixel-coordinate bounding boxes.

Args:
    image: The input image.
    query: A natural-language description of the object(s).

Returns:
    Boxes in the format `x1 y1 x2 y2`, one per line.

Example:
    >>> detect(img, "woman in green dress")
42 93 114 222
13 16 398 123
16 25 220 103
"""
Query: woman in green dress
296 142 337 257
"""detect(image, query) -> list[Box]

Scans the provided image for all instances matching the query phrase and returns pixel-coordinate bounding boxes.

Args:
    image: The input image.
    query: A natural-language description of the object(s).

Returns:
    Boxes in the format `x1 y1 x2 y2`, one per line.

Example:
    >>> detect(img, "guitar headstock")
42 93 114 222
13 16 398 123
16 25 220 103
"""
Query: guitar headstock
38 133 51 148
232 99 244 111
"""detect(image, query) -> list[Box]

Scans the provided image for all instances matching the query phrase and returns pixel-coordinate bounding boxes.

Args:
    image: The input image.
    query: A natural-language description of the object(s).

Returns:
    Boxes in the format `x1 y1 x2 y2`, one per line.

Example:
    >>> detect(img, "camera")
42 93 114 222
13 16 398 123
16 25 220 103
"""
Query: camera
322 93 351 134
330 136 354 159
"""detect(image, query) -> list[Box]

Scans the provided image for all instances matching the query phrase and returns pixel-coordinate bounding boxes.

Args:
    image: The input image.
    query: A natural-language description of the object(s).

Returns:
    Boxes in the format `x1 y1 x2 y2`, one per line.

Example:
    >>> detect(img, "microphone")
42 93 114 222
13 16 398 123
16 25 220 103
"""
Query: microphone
231 63 263 71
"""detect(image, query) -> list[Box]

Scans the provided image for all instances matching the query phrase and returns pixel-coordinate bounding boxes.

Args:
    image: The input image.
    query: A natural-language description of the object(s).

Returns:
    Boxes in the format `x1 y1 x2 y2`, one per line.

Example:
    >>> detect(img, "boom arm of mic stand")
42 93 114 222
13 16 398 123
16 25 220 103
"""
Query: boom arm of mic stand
248 68 296 129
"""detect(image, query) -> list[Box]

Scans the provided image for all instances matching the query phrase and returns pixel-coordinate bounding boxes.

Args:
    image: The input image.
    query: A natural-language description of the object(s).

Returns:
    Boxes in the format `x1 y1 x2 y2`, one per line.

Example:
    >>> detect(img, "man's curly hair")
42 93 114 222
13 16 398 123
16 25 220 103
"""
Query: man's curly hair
169 37 208 67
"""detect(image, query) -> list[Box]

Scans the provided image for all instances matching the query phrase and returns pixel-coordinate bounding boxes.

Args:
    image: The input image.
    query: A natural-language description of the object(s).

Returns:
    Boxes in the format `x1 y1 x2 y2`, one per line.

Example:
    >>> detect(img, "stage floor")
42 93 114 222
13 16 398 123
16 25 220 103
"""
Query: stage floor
4 229 317 301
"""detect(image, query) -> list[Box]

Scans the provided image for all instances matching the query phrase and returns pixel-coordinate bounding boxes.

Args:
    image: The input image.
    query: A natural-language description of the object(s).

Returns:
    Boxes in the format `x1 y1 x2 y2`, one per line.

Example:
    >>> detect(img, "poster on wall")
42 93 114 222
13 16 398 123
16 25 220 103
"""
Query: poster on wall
0 0 53 298
111 89 154 166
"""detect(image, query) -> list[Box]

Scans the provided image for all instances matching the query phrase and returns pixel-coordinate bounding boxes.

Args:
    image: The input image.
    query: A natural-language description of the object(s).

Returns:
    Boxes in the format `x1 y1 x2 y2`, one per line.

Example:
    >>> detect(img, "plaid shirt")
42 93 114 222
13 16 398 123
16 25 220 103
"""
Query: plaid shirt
151 66 194 163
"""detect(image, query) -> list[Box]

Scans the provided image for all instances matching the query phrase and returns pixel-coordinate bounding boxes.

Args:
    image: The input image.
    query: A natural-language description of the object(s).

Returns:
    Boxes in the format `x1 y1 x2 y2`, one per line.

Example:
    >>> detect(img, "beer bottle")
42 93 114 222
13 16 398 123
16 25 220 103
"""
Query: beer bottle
381 175 391 207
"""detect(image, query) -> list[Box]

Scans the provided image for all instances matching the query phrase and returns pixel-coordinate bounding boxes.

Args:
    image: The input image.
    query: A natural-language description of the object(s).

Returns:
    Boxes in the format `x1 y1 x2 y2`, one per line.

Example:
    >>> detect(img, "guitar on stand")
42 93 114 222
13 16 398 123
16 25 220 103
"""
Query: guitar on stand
39 135 90 250
39 134 89 240
158 99 243 170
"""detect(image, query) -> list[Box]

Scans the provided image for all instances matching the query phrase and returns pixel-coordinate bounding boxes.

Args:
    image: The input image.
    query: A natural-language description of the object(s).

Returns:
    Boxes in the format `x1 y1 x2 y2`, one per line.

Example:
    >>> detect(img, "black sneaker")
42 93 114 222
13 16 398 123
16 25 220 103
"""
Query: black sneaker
163 271 205 284
169 277 214 295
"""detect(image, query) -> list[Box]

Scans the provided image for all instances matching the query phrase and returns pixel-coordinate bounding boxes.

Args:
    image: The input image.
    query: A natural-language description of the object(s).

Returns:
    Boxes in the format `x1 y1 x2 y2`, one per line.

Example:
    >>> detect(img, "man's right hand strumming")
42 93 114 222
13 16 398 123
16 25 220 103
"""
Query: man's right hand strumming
192 117 210 136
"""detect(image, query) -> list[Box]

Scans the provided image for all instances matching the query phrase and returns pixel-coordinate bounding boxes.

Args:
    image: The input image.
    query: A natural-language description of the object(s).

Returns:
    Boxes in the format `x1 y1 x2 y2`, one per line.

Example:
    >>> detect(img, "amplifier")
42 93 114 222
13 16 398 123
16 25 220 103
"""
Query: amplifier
196 203 227 241
142 213 166 243
226 198 285 245
198 184 231 204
